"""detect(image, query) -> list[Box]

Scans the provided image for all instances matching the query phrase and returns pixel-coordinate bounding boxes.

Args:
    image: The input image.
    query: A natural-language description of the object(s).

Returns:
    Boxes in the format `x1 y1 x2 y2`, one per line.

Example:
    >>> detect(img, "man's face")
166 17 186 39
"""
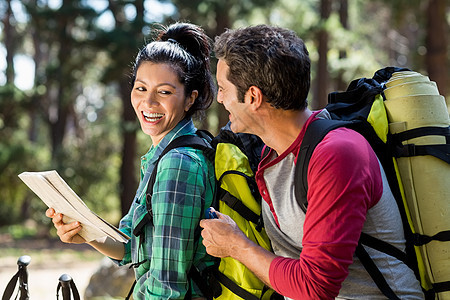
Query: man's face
216 59 255 134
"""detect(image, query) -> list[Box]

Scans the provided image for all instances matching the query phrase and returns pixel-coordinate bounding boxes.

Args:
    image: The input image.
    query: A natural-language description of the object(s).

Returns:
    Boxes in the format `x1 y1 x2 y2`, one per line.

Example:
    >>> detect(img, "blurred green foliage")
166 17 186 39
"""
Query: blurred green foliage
0 0 447 231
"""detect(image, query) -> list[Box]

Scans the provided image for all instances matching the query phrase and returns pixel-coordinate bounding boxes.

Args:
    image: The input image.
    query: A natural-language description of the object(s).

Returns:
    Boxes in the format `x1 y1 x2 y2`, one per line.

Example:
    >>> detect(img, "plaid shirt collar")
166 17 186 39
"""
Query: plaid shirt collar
140 117 196 181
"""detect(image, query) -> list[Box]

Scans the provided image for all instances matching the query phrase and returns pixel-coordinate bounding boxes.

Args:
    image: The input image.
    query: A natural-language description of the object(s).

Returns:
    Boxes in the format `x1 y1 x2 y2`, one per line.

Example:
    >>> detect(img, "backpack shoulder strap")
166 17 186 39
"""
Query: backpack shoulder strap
146 135 213 199
294 118 349 213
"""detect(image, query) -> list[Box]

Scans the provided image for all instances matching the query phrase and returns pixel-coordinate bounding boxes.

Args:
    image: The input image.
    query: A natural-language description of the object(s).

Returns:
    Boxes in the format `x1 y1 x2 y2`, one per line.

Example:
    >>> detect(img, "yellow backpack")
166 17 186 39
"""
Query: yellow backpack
136 127 283 300
211 137 279 300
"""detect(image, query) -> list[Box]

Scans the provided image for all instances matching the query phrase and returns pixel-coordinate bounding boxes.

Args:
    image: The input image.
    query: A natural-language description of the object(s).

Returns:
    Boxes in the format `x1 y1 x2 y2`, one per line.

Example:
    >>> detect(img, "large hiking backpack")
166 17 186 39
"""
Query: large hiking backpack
293 67 449 299
133 127 282 300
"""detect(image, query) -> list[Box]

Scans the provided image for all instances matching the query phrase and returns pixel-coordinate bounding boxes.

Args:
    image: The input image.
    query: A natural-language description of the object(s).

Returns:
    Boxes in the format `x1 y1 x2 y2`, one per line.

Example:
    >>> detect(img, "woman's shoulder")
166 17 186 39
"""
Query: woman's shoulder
164 144 206 161
158 142 212 171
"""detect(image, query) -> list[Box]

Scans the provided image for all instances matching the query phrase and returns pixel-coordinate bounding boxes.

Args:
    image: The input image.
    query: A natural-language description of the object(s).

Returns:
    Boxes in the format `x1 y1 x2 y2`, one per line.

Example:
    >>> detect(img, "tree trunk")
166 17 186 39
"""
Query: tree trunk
50 7 71 167
337 0 348 91
118 79 138 217
28 20 44 143
107 0 142 217
214 3 232 132
313 0 332 110
425 0 448 101
3 0 15 84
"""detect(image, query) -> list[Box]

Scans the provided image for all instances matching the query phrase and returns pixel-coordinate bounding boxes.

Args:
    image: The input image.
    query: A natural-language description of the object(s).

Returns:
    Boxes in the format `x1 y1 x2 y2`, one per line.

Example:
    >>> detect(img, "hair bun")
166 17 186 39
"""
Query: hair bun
160 22 211 64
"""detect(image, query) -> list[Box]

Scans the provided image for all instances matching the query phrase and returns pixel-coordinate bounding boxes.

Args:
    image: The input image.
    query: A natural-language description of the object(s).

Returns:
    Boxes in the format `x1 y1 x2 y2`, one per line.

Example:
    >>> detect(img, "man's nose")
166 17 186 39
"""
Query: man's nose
217 94 223 104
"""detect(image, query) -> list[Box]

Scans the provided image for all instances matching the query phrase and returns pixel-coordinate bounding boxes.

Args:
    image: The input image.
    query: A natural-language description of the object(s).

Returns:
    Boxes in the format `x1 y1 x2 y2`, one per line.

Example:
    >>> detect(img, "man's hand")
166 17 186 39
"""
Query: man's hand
200 209 249 258
46 208 86 244
200 208 276 288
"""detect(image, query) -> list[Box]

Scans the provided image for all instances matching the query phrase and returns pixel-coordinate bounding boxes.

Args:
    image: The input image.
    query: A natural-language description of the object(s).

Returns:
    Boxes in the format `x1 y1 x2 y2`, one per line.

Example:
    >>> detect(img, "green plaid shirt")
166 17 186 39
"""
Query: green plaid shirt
117 118 215 299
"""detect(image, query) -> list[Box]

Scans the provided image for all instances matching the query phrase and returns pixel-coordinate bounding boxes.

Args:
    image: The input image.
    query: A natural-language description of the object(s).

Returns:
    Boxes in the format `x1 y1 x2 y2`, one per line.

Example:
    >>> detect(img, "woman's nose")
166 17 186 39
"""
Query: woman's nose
145 92 159 106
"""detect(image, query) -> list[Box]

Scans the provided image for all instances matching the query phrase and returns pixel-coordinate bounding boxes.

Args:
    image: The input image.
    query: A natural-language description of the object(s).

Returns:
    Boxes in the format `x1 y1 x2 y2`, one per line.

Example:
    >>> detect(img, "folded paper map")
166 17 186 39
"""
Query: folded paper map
18 170 129 243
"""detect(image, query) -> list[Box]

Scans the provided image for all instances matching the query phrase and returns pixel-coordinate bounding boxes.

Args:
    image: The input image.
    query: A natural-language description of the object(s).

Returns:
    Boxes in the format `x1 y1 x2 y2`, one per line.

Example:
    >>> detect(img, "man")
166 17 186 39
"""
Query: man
200 24 424 299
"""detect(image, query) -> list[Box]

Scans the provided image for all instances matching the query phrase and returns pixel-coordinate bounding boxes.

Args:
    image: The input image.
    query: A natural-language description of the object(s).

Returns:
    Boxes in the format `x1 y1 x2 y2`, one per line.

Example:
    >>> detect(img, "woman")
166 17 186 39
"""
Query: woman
46 22 216 299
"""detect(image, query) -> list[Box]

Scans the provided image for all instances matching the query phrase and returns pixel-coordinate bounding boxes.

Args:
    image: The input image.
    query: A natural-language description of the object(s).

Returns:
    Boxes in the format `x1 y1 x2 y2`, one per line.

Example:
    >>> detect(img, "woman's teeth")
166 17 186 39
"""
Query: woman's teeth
143 112 164 122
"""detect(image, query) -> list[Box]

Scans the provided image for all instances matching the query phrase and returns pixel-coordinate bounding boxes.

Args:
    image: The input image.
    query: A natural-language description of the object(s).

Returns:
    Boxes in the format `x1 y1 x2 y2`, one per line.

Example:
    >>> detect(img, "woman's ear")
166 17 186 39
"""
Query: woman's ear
185 90 198 111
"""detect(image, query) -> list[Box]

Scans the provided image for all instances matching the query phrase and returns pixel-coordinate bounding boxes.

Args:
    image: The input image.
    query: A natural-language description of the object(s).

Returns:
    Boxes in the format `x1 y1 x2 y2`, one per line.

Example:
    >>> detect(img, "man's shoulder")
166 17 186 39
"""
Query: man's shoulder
313 127 372 160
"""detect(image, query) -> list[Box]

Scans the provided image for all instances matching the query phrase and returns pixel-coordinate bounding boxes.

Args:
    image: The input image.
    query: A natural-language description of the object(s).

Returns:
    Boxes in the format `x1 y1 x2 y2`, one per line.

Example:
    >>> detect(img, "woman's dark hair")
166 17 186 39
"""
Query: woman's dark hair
131 22 215 119
214 24 310 110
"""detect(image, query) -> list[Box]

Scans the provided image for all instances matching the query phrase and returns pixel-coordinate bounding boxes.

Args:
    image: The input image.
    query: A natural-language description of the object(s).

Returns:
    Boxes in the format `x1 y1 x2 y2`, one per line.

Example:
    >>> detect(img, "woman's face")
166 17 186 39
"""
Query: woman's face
131 62 197 146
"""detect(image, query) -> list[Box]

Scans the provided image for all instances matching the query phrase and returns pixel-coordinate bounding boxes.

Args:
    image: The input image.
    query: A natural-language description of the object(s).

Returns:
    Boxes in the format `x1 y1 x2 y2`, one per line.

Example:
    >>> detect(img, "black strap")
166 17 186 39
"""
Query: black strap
392 126 450 142
295 118 351 213
187 266 214 300
132 210 153 237
413 230 450 246
213 269 260 300
220 191 261 226
125 279 137 300
393 144 450 163
355 243 401 300
391 126 450 163
146 134 213 201
2 266 29 300
56 276 80 300
359 233 411 267
434 280 450 293
218 169 261 202
217 169 263 230
2 271 20 300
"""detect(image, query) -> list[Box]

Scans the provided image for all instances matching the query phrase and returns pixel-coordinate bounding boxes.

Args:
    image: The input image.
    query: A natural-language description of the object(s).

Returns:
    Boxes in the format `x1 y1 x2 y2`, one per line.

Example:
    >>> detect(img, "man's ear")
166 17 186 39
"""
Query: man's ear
245 86 264 109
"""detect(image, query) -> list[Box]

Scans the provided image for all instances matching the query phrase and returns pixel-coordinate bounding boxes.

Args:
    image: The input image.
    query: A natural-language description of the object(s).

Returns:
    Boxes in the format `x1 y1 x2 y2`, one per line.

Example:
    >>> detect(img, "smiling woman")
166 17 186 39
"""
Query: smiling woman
131 62 198 146
46 22 217 300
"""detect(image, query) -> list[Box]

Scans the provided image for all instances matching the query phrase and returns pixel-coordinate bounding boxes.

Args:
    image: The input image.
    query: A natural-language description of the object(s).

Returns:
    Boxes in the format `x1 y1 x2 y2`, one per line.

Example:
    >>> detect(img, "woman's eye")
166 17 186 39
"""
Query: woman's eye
135 86 146 92
159 90 172 95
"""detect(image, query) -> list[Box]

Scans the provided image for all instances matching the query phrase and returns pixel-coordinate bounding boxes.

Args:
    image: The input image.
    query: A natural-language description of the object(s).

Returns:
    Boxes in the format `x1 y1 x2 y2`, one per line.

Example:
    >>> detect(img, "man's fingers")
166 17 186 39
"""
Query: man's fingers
200 218 214 228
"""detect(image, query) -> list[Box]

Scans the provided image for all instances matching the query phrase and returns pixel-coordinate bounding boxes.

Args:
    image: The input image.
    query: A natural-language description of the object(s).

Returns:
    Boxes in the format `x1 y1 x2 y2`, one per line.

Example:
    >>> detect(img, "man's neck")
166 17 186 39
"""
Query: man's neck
255 107 312 155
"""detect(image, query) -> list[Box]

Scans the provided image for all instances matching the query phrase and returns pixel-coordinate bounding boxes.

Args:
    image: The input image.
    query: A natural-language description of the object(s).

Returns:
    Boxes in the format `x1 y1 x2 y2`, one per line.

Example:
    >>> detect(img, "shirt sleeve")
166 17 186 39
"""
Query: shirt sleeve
116 202 135 266
269 128 383 299
144 149 207 299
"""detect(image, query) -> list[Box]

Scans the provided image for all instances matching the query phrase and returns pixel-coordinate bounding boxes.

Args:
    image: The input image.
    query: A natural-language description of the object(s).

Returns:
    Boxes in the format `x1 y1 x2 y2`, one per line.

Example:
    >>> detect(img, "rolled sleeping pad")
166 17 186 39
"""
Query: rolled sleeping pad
384 71 450 300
